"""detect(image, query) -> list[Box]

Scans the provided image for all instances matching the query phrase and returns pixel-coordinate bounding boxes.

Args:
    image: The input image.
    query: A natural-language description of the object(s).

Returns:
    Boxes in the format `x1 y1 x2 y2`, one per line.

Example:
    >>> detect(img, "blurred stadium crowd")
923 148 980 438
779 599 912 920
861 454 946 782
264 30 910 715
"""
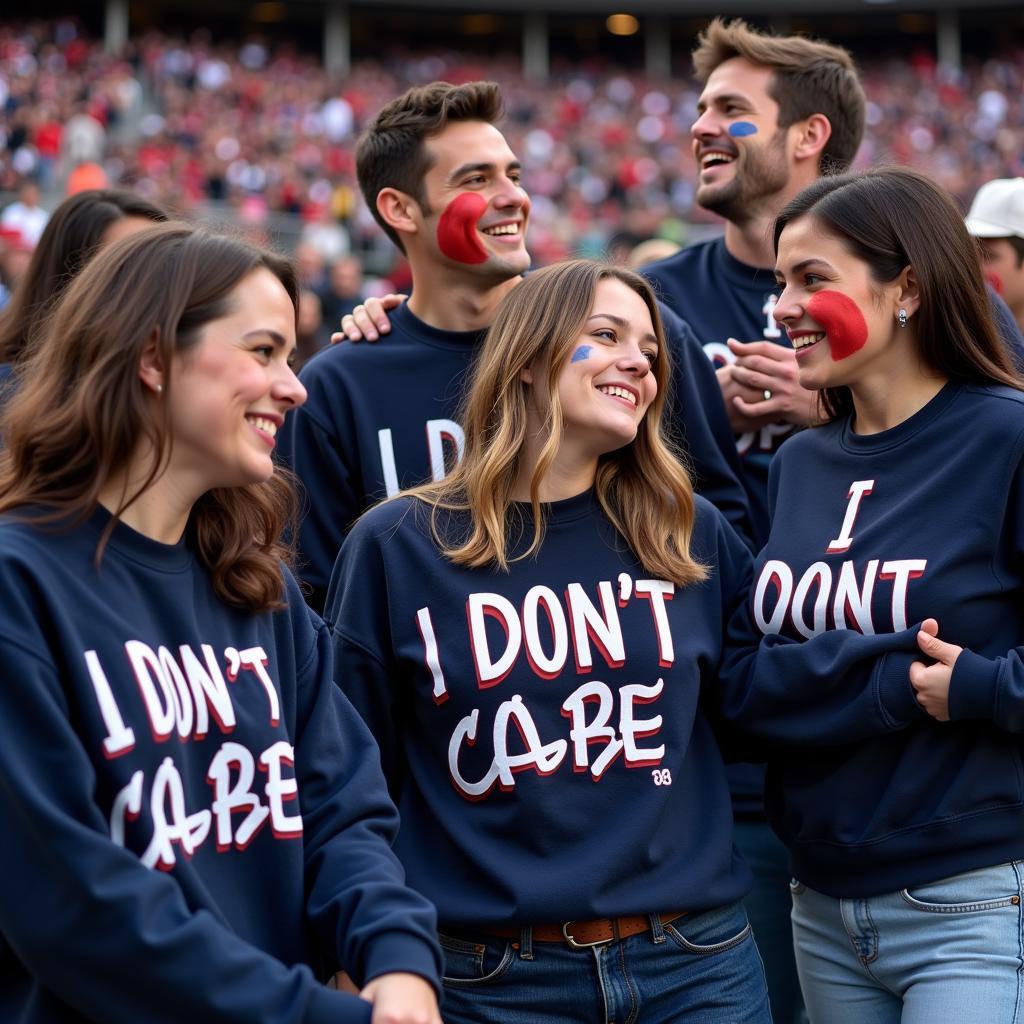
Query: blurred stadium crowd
1 17 1022 318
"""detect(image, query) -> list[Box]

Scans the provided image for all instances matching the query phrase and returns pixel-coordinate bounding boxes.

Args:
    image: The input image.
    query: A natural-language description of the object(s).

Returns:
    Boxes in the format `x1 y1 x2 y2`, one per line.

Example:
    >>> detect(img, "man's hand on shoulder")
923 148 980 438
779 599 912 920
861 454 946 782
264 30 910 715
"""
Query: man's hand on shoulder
331 294 408 344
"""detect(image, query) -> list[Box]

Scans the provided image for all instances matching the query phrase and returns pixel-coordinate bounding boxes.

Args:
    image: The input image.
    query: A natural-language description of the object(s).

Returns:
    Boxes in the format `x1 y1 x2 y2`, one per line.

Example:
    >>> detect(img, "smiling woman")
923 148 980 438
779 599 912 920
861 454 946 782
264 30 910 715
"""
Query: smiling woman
0 224 444 1024
325 259 773 1024
718 168 1024 1024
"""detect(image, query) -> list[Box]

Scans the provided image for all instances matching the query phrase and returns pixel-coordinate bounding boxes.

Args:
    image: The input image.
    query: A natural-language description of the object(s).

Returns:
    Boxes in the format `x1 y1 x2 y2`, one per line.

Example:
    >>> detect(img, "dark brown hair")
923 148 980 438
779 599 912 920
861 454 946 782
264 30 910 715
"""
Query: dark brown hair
0 189 168 364
0 223 299 613
355 81 504 252
692 18 865 174
773 167 1023 420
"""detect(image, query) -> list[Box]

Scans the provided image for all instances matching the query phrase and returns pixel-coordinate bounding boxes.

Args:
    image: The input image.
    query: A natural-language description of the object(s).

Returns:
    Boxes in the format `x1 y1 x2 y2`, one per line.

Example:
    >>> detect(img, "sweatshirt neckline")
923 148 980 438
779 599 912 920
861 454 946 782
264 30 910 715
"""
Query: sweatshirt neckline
87 504 194 572
511 487 599 525
392 302 489 352
710 235 776 288
839 380 962 454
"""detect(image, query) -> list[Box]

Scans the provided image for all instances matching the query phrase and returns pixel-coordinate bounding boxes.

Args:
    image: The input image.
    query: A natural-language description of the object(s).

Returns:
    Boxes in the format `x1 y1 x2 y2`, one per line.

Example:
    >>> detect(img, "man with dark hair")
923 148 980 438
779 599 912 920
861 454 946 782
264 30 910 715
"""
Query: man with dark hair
645 19 866 546
642 21 868 1023
279 81 752 613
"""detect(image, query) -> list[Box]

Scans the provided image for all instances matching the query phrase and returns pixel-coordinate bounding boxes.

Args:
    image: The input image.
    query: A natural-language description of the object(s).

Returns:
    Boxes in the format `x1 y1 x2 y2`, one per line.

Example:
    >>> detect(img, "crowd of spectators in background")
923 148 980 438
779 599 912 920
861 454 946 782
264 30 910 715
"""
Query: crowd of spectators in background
1 17 1023 343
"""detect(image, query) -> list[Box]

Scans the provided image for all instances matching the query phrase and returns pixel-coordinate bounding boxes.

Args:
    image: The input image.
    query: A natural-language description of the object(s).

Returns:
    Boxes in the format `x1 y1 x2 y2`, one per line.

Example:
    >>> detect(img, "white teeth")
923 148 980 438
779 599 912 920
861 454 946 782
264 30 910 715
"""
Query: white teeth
482 224 519 236
597 385 637 406
249 416 277 437
793 333 825 350
701 153 734 169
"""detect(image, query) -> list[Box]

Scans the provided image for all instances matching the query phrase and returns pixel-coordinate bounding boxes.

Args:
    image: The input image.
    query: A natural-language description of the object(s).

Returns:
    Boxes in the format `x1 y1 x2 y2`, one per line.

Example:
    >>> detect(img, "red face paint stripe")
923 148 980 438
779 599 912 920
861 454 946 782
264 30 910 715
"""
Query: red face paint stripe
437 193 488 265
807 290 869 362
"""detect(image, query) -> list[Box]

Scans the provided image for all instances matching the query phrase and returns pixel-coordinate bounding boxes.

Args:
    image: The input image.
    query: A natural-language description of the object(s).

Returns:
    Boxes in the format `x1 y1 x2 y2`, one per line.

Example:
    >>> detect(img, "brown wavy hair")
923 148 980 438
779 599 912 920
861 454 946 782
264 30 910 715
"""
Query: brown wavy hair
773 167 1023 422
0 223 299 612
406 260 707 587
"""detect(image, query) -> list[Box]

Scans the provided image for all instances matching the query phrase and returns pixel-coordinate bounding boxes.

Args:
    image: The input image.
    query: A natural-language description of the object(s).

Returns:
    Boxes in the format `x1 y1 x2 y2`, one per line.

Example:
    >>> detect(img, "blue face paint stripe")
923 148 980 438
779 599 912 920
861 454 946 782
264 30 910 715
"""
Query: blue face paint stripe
729 121 758 137
570 346 592 363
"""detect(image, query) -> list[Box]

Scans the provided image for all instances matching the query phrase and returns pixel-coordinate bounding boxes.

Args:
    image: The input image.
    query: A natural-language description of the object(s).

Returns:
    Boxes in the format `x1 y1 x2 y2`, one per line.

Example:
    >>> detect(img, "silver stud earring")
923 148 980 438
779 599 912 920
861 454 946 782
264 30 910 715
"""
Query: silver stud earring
897 308 909 329
156 384 163 393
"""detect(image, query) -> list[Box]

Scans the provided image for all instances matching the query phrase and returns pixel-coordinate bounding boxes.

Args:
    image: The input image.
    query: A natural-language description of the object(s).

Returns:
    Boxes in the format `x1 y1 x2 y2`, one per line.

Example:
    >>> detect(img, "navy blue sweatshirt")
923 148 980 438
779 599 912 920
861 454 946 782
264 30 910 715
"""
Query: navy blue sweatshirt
0 507 441 1023
644 236 1024 545
326 490 754 925
719 381 1024 897
278 299 753 613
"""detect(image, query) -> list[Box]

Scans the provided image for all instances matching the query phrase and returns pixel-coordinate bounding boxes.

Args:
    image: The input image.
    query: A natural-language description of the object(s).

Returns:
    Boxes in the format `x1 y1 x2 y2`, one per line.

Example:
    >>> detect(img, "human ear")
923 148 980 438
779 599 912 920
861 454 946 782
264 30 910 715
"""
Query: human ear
376 188 420 237
895 265 921 319
520 365 534 385
138 332 164 395
793 113 832 165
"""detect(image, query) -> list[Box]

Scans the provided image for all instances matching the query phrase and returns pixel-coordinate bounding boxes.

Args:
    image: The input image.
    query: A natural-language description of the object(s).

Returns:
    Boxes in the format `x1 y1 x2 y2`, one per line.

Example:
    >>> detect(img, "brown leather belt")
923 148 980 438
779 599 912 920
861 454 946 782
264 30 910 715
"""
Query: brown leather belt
465 911 687 950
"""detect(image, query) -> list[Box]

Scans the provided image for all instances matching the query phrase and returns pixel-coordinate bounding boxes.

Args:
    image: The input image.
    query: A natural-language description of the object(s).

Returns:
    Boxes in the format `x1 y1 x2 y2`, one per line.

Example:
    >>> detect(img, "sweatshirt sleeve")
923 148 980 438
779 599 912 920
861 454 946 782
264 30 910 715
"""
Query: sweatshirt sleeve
0 631 373 1024
947 454 1024 729
278 386 361 615
324 516 406 795
717 596 928 745
294 616 442 991
659 301 757 552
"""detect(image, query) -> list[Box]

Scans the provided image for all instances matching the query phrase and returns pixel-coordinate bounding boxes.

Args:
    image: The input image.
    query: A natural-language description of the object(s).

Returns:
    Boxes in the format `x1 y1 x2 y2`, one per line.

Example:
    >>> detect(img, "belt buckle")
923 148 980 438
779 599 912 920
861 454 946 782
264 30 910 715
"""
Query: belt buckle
561 920 613 950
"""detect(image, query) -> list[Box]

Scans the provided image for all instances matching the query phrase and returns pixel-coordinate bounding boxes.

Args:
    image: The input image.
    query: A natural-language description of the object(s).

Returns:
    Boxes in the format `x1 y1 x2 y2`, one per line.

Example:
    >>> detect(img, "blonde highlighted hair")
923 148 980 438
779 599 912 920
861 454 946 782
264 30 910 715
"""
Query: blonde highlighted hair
406 260 707 587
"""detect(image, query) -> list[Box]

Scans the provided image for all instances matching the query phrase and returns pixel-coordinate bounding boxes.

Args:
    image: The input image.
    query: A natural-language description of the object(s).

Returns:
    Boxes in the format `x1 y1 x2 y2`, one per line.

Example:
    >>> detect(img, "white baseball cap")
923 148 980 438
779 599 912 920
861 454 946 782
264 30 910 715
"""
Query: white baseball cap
965 177 1024 240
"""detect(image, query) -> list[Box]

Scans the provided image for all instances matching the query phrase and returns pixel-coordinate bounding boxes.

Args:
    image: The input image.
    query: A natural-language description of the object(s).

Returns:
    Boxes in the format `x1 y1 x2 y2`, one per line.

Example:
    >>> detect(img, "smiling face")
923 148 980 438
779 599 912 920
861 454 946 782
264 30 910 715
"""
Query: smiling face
417 119 531 282
692 58 792 223
166 267 306 496
773 215 912 391
549 277 659 461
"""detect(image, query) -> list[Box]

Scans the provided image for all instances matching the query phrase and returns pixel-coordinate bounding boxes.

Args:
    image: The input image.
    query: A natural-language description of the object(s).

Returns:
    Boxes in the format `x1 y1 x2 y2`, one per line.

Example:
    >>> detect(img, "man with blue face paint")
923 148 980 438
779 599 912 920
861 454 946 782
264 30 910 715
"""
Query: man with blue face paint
642 20 867 1024
642 20 1023 1024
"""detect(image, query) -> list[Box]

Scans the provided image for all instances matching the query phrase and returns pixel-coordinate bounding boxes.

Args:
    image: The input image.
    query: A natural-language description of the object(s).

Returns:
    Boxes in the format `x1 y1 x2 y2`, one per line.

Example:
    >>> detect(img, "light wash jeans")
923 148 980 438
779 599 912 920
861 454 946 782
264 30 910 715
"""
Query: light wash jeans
791 862 1024 1023
438 901 773 1024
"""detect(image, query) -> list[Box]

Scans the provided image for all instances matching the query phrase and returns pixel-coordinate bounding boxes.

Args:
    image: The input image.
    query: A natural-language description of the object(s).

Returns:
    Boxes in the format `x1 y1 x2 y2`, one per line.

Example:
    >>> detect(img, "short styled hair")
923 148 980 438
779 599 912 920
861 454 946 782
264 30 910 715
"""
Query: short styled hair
692 18 865 174
355 81 504 252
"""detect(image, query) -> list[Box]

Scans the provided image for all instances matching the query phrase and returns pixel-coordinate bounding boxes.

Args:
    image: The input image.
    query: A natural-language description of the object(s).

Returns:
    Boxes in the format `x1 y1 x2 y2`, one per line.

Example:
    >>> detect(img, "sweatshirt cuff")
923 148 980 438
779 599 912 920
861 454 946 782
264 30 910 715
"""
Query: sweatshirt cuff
307 985 372 1024
361 932 443 997
875 649 929 728
948 648 999 722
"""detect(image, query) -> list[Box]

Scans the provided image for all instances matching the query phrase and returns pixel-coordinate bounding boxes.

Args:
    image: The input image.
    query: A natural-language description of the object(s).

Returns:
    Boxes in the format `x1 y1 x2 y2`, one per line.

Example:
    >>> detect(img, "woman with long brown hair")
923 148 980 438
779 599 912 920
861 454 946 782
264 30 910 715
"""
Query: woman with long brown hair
0 223 442 1024
720 167 1024 1022
326 259 772 1023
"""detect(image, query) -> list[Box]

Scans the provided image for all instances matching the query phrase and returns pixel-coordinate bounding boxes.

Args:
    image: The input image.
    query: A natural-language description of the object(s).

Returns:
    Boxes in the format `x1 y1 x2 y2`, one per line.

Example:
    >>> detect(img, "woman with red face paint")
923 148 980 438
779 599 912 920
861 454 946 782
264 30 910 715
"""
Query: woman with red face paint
0 223 444 1024
718 167 1024 1024
326 259 774 1024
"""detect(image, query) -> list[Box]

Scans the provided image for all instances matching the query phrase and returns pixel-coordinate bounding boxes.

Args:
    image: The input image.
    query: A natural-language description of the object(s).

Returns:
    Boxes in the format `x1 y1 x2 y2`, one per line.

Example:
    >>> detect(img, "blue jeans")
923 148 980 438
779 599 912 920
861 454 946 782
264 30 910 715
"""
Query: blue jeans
438 901 773 1024
791 862 1024 1023
734 820 807 1024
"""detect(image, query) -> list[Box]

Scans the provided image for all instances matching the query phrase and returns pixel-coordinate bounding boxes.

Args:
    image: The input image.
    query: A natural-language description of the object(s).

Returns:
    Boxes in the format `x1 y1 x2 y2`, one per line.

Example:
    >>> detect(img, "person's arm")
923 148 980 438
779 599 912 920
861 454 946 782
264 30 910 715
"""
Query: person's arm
660 303 757 551
717 595 928 745
911 454 1024 729
331 295 408 344
293 613 442 1018
277 399 360 615
0 631 371 1024
324 521 407 795
717 455 926 745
